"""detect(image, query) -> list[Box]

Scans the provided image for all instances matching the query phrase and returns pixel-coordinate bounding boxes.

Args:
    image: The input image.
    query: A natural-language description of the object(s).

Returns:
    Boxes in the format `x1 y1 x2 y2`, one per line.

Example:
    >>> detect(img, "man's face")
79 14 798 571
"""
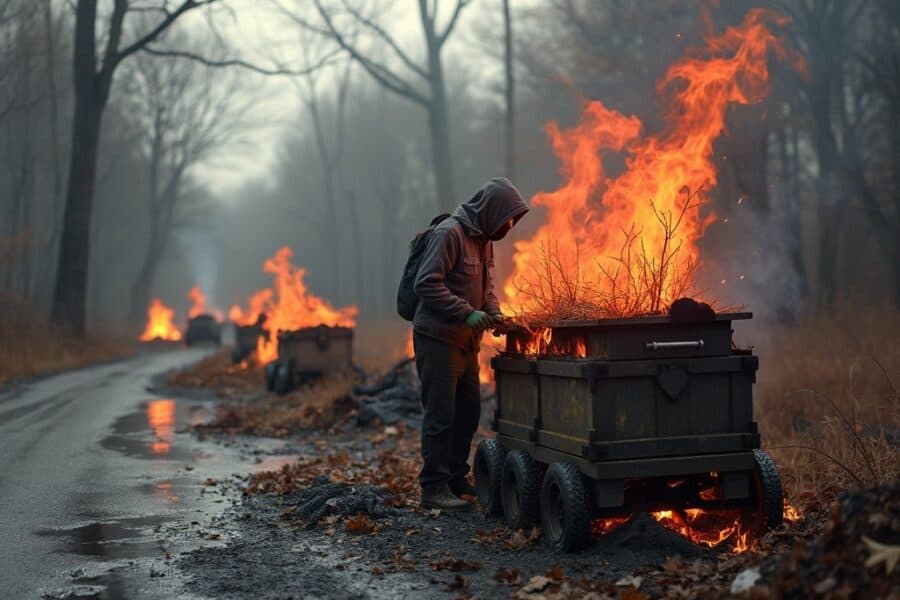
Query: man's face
489 218 515 241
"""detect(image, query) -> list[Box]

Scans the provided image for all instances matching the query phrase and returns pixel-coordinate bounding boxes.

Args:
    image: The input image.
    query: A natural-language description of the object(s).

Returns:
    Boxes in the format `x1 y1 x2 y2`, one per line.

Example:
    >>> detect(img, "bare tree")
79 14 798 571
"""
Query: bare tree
501 0 516 182
123 30 253 321
50 0 223 335
276 0 472 213
286 30 353 296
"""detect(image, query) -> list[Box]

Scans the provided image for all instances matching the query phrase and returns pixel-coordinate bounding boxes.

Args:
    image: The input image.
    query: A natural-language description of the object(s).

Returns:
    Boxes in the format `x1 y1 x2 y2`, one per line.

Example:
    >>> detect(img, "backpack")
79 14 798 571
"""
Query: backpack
397 213 451 321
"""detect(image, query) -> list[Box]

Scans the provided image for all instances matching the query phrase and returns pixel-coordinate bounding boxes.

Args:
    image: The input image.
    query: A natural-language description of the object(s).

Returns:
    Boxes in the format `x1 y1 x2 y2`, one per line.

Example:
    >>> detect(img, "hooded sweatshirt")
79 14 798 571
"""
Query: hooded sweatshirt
413 178 528 350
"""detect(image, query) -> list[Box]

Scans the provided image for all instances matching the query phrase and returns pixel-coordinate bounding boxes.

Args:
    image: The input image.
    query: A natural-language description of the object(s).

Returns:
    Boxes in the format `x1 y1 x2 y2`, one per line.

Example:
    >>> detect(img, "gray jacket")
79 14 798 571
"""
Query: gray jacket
413 178 528 350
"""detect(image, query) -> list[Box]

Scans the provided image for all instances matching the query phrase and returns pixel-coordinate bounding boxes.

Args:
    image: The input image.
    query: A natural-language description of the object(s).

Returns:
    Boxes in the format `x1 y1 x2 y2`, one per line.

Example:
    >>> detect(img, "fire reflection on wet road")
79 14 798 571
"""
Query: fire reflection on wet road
0 348 242 599
147 398 175 455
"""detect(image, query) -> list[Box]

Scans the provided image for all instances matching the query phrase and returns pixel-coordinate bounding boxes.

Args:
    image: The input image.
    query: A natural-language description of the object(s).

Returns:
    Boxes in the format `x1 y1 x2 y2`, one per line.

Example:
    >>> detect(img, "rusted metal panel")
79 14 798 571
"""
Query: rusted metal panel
277 325 353 374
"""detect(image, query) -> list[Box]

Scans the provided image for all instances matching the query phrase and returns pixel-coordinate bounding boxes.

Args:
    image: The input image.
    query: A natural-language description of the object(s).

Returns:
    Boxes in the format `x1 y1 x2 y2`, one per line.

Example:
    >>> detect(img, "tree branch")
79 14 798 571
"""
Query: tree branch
338 0 429 80
114 0 218 69
438 0 469 47
141 45 341 75
312 0 429 106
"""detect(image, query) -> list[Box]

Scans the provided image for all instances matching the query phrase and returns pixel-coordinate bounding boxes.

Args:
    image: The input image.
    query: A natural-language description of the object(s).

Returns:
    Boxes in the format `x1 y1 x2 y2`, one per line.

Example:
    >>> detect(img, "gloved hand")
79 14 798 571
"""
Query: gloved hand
464 310 493 331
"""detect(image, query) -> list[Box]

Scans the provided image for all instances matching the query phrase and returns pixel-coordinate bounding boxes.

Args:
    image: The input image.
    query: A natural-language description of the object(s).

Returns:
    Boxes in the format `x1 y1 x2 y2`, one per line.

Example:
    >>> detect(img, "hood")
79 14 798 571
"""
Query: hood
452 177 528 239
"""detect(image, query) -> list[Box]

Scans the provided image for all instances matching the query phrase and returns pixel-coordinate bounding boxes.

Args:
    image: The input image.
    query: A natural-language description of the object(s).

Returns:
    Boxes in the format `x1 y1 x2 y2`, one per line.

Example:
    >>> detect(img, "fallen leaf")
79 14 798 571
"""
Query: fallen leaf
862 536 900 574
445 574 469 590
345 515 376 534
618 588 649 600
616 575 642 589
493 567 522 586
546 564 565 581
813 577 837 594
504 529 528 550
521 575 552 594
664 556 683 574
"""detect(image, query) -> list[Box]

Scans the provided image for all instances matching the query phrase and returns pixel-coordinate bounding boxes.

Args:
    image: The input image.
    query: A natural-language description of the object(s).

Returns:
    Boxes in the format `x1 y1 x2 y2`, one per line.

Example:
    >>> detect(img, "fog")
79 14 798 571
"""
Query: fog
1 0 898 335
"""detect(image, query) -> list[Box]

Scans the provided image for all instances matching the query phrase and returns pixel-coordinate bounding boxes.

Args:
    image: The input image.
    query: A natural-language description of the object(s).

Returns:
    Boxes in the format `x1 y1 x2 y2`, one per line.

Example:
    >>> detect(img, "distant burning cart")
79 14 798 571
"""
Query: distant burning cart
265 325 354 395
232 322 266 364
474 311 783 551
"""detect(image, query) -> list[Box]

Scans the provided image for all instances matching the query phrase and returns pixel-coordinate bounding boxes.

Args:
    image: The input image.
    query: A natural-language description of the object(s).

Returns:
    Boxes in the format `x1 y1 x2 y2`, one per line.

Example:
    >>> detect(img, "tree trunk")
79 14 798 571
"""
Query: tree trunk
346 191 365 306
51 93 103 335
426 33 456 214
503 0 515 182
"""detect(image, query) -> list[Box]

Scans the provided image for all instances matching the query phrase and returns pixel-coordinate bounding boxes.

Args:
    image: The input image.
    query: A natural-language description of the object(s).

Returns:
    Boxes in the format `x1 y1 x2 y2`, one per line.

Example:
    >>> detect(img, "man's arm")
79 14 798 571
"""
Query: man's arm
483 242 501 316
414 228 474 321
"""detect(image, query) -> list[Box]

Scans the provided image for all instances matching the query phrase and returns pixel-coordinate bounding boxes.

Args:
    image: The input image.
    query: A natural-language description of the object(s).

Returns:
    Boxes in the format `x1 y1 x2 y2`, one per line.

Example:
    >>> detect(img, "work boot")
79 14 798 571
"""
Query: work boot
420 485 472 511
449 480 476 498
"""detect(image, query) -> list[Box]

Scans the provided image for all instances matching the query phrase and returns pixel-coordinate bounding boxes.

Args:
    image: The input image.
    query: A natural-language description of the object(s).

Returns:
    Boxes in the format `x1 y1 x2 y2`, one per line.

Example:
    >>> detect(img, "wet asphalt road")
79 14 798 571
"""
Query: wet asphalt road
0 349 250 599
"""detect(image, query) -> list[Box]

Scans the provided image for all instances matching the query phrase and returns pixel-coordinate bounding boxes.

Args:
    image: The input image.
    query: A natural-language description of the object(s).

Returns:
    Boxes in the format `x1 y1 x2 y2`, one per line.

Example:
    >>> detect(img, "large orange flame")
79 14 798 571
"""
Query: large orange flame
187 285 207 318
229 289 273 326
254 246 358 364
502 9 794 321
139 298 182 341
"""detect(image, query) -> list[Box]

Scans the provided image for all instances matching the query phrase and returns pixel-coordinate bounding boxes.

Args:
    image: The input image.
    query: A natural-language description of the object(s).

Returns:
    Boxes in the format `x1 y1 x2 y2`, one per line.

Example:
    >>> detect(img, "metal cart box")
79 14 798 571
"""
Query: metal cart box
475 311 783 551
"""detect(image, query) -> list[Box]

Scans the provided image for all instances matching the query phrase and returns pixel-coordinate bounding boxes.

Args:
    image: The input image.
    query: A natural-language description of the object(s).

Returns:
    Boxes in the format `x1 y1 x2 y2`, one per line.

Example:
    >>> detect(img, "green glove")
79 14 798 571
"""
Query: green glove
465 310 493 330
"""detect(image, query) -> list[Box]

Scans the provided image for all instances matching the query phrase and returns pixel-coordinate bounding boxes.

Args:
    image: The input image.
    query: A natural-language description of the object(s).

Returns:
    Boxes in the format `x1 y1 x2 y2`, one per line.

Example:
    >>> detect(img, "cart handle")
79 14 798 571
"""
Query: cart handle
645 340 705 351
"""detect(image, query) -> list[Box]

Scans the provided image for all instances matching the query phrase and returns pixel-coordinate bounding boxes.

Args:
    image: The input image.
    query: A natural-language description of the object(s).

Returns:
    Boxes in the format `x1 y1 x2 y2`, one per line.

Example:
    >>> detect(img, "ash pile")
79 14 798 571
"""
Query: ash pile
353 358 422 426
283 475 397 527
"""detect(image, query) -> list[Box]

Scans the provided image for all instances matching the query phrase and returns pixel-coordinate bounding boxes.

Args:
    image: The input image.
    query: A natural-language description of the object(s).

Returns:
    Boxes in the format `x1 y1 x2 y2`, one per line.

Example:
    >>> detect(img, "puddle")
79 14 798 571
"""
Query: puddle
100 399 211 461
37 516 177 560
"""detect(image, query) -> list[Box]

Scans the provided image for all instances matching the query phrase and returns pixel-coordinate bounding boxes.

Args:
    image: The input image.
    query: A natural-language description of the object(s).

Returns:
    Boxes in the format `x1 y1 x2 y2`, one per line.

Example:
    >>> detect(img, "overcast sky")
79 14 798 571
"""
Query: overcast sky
177 0 516 195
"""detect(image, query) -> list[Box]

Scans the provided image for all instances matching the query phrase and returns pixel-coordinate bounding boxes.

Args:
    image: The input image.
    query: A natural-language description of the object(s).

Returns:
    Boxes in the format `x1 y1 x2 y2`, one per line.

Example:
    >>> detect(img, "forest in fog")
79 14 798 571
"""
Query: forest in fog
0 0 898 334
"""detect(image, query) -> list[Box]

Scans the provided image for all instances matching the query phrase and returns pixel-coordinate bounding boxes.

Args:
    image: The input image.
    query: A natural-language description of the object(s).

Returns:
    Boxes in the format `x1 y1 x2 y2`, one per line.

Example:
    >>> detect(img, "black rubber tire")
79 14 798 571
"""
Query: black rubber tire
540 462 592 552
473 439 504 516
274 364 293 396
750 450 783 530
502 450 542 530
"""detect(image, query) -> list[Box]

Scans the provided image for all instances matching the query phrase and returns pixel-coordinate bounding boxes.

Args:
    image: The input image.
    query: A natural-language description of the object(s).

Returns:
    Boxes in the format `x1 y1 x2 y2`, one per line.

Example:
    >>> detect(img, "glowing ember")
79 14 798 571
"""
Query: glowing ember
139 298 182 341
502 9 796 322
651 508 749 552
188 285 208 318
783 500 802 522
592 517 630 537
254 246 358 364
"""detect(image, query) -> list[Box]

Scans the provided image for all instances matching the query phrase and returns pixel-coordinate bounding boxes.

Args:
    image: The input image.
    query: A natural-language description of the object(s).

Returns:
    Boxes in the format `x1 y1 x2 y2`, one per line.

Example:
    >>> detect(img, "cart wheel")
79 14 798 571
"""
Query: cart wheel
502 450 542 530
540 462 592 552
264 362 278 391
749 450 783 530
274 364 293 396
474 439 504 516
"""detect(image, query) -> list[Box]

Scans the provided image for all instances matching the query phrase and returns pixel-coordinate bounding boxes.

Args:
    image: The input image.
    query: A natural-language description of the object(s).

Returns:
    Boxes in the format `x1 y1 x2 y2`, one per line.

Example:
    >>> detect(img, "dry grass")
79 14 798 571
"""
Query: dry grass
0 293 134 387
170 349 359 436
757 307 900 510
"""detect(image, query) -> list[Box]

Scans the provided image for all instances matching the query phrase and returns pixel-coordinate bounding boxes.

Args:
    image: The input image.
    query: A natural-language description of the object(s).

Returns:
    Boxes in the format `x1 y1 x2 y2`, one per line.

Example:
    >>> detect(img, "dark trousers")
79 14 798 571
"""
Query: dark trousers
413 332 481 493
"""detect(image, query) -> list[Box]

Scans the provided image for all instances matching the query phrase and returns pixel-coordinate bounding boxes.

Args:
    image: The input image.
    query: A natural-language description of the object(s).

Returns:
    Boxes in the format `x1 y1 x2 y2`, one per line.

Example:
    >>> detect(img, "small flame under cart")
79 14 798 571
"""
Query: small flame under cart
473 309 783 551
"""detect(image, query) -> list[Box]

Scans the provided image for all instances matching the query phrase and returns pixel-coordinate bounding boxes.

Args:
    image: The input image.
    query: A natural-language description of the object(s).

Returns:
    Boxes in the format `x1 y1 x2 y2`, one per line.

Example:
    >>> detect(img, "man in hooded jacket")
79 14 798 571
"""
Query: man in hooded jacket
413 177 528 510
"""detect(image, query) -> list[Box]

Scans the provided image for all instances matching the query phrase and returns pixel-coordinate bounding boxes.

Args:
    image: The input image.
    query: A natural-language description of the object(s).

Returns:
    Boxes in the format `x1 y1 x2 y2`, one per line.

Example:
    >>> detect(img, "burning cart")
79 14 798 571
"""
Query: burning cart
473 310 782 551
265 325 354 395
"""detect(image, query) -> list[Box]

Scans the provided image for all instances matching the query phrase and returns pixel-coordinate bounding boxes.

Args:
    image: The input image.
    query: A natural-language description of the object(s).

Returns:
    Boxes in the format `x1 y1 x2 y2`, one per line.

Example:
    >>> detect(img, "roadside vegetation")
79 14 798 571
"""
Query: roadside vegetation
0 293 134 387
